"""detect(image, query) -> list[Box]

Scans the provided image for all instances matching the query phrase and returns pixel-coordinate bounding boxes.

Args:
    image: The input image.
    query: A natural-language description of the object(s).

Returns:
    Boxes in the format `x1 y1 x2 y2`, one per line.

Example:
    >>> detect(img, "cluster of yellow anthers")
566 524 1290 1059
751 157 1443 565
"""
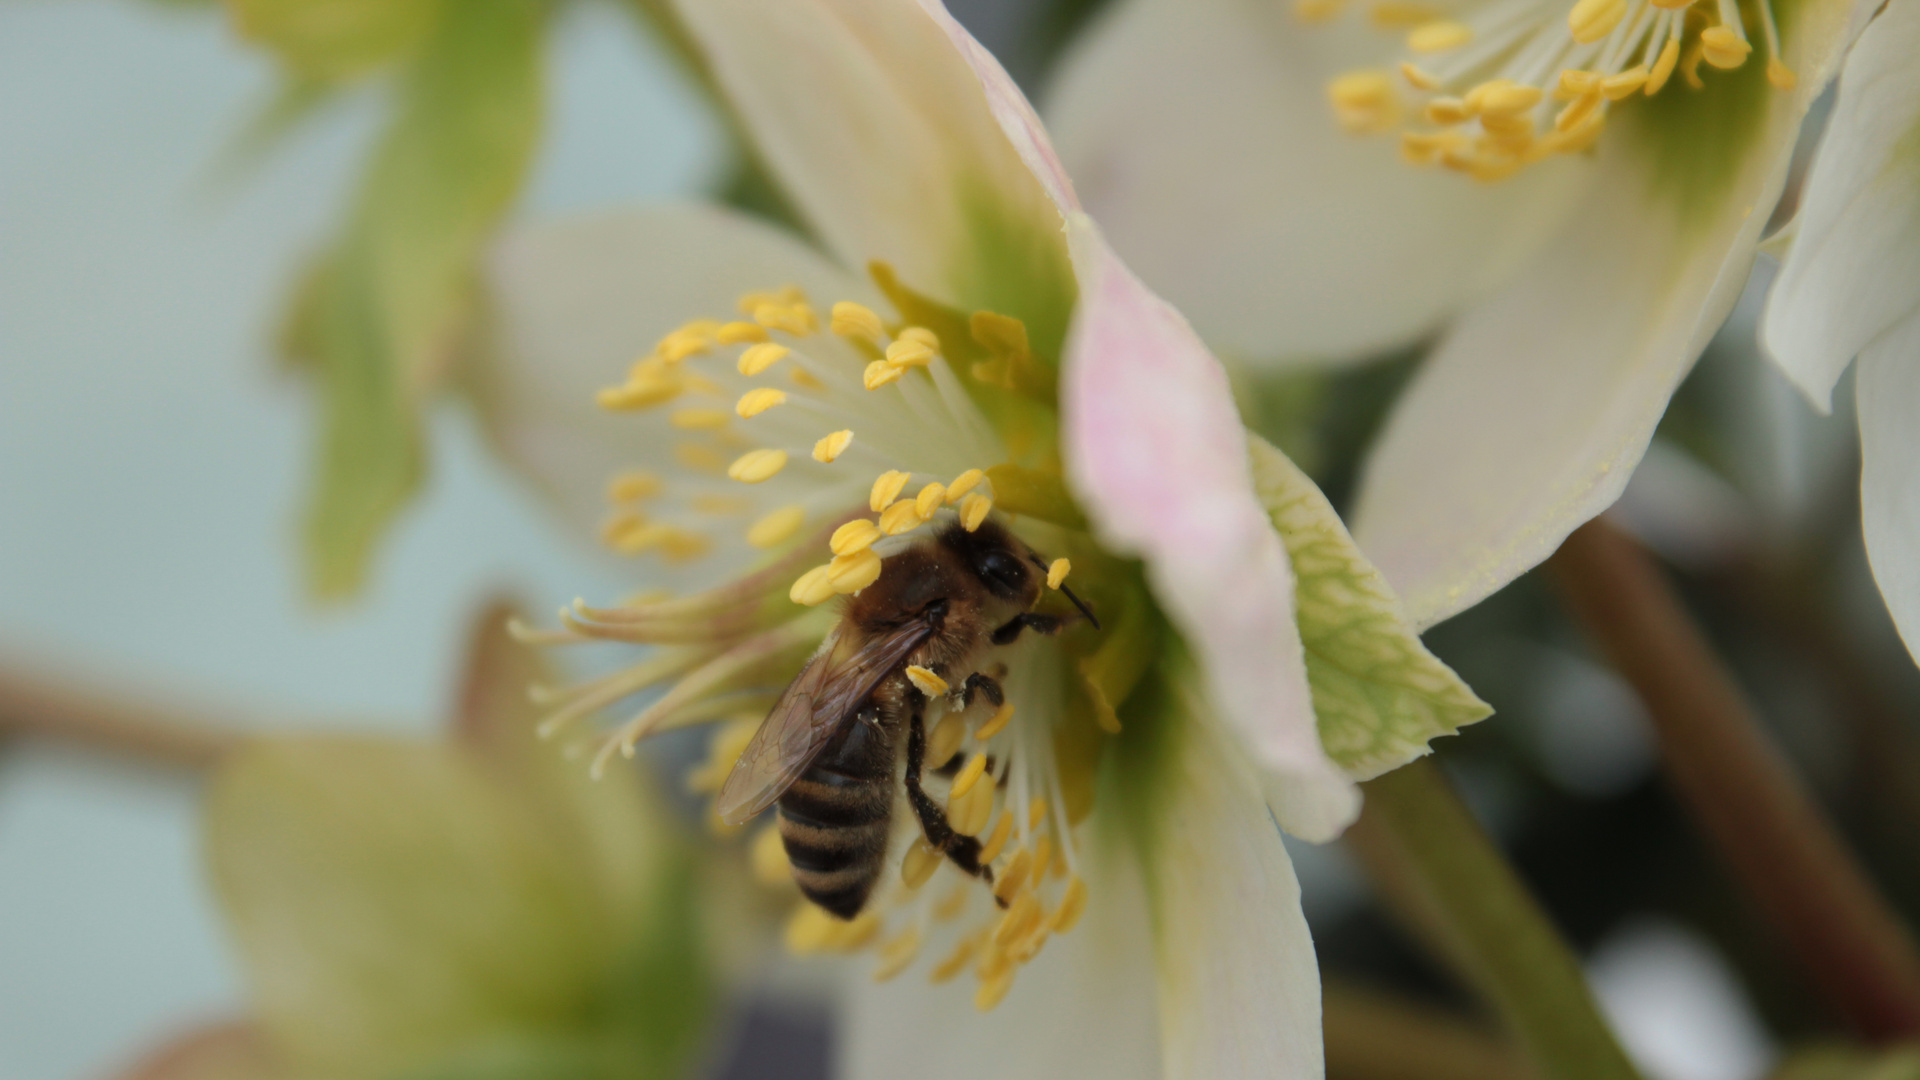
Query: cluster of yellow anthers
1314 0 1795 180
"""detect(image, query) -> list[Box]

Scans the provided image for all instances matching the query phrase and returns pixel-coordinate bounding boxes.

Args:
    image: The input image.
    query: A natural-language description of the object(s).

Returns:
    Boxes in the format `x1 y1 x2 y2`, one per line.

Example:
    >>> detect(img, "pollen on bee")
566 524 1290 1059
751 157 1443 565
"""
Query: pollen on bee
1046 558 1071 590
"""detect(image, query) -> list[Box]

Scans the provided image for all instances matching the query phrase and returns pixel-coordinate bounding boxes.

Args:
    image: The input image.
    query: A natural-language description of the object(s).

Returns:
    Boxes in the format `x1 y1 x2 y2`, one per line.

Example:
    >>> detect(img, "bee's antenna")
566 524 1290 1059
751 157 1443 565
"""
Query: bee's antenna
1059 583 1100 631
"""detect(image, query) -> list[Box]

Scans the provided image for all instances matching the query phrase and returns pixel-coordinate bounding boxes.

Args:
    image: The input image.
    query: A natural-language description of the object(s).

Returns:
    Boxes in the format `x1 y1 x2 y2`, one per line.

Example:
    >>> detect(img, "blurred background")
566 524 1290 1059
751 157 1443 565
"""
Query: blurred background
3 2 1916 1079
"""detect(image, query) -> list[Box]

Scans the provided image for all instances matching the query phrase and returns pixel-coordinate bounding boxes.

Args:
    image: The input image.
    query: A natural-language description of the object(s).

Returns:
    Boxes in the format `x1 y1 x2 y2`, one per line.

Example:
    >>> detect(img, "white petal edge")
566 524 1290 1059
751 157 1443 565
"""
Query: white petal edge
482 203 878 545
1044 0 1590 364
1352 0 1858 629
1762 0 1920 411
1856 312 1920 666
1061 213 1359 840
669 0 1068 309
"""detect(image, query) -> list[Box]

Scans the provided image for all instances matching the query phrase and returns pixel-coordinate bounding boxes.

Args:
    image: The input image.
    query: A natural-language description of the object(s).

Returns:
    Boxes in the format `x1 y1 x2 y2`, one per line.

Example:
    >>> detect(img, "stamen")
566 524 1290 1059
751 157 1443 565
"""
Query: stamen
975 967 1015 1012
870 471 911 512
1699 25 1751 68
830 519 884 555
753 302 818 336
671 408 730 430
715 321 768 345
827 548 883 593
975 701 1015 741
1648 37 1682 91
885 338 935 368
930 936 977 983
735 387 787 418
978 811 1014 864
1408 19 1473 51
597 376 682 411
1298 0 1347 20
606 470 662 502
747 505 807 549
951 753 989 798
1051 877 1088 932
789 565 836 606
1329 70 1402 132
959 493 993 532
878 499 926 536
928 712 967 767
1046 559 1071 590
901 838 942 889
830 301 885 344
813 430 854 463
863 359 906 390
726 449 788 484
738 342 790 376
913 482 946 518
873 928 923 983
946 468 985 502
907 666 950 697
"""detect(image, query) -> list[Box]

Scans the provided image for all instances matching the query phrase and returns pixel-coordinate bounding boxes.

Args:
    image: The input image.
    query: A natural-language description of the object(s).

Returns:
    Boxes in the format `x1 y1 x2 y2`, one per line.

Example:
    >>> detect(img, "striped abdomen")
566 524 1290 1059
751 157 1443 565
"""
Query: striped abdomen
777 711 898 919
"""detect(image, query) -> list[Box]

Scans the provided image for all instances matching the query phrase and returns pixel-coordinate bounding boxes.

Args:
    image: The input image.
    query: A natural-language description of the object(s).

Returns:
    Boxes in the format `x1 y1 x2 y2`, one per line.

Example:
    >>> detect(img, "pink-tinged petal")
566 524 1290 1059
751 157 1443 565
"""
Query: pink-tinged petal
1062 213 1359 840
1856 313 1920 666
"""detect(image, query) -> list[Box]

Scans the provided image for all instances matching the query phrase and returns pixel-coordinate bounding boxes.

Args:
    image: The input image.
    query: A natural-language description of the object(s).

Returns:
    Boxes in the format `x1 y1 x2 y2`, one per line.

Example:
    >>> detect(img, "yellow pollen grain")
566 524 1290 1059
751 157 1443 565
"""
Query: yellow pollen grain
879 499 926 536
994 849 1033 905
1767 58 1796 90
828 548 884 594
1567 0 1627 43
751 824 792 888
747 505 807 549
907 665 950 697
898 326 939 351
914 482 947 518
884 338 934 367
790 565 837 606
1046 558 1071 590
975 701 1015 741
830 301 885 344
945 468 985 502
671 407 730 430
1407 19 1472 52
870 470 911 512
727 448 788 484
950 753 989 798
1400 62 1441 89
975 969 1016 1012
929 712 967 769
1052 877 1088 933
1600 66 1649 98
929 936 976 983
1648 38 1682 93
1700 26 1752 69
979 812 1014 864
606 470 662 503
873 928 923 983
863 359 906 390
715 321 768 345
735 387 788 418
1329 70 1401 133
1425 96 1472 125
737 342 790 376
901 838 941 889
959 493 992 532
831 518 884 556
813 429 854 463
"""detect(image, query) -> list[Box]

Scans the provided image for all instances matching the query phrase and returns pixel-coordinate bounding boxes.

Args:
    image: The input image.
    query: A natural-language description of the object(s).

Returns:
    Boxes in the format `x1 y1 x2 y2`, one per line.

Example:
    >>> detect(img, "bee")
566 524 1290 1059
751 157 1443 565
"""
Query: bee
715 517 1097 919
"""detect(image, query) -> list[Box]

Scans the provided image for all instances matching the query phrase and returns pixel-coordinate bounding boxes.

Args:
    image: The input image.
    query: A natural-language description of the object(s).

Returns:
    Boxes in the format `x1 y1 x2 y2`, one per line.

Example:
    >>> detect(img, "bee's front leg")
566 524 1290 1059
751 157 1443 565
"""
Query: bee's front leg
990 612 1066 646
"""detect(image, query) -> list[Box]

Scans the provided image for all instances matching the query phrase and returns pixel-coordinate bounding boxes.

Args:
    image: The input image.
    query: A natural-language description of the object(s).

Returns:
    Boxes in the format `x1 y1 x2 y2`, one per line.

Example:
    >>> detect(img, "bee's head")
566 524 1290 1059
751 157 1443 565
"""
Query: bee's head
938 518 1039 609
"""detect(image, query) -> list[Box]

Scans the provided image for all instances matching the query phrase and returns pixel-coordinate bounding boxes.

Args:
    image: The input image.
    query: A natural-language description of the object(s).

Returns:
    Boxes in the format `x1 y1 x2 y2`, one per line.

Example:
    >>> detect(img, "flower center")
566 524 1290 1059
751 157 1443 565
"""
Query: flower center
519 275 1116 1010
1311 0 1796 179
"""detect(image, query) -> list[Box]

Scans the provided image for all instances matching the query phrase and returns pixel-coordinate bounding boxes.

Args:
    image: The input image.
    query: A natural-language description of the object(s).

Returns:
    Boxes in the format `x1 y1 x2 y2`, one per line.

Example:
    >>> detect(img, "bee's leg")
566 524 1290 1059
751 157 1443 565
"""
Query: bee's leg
990 612 1065 646
958 672 1004 710
903 699 999 895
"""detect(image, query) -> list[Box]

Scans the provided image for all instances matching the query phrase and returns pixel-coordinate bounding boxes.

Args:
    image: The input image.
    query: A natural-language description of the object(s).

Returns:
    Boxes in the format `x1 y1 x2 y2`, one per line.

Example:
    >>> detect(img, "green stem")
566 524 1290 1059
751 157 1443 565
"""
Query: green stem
1551 518 1920 1041
1355 758 1644 1080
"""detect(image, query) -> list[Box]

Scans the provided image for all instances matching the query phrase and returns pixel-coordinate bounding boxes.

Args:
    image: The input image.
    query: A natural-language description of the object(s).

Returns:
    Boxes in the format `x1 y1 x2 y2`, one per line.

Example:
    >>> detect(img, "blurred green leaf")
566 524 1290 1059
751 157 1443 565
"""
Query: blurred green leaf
228 0 447 83
296 1 546 599
1250 435 1492 777
1772 1047 1920 1080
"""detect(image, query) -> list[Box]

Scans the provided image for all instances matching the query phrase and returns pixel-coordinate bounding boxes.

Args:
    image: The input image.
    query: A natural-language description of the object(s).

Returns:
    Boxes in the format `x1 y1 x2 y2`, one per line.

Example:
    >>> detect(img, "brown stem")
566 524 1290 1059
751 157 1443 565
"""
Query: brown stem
0 660 239 770
1550 517 1920 1040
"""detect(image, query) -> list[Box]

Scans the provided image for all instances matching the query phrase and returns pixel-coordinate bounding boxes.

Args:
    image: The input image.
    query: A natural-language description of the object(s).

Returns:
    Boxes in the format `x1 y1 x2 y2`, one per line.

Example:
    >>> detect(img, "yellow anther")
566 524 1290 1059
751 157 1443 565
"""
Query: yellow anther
873 928 923 983
683 373 725 397
606 470 662 503
747 505 807 549
1555 91 1604 133
1028 797 1050 830
1369 1 1442 26
901 838 941 889
751 824 792 888
735 387 788 418
597 376 681 411
975 969 1016 1011
1681 39 1708 88
907 665 951 697
1046 558 1071 590
1407 19 1472 52
975 701 1015 741
1556 68 1600 99
1648 38 1682 93
994 849 1033 905
1296 0 1345 19
1030 835 1054 886
670 407 730 430
1425 96 1473 125
1400 62 1441 90
870 470 911 512
879 499 926 536
1468 79 1543 115
790 366 825 390
785 903 838 954
884 338 934 367
609 522 673 555
1767 58 1797 90
975 938 1012 982
790 565 837 606
828 548 883 594
691 494 751 516
1649 0 1694 8
813 429 854 463
727 448 788 484
957 776 995 836
898 327 939 351
994 891 1043 948
1401 130 1469 165
1567 0 1627 43
1052 876 1088 933
862 359 906 390
930 936 976 983
658 331 712 363
1700 26 1752 69
830 301 885 344
1007 916 1050 965
1600 66 1649 98
914 482 947 518
753 302 818 335
945 469 985 502
675 442 726 474
831 518 884 556
978 812 1014 865
1329 70 1401 133
660 530 712 563
736 342 790 376
715 320 768 344
959 493 992 532
934 880 971 922
929 712 967 768
951 753 989 798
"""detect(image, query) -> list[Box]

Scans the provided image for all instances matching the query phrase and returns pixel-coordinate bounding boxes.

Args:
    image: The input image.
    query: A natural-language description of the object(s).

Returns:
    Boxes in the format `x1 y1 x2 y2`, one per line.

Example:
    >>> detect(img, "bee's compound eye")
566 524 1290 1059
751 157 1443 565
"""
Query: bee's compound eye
976 549 1028 598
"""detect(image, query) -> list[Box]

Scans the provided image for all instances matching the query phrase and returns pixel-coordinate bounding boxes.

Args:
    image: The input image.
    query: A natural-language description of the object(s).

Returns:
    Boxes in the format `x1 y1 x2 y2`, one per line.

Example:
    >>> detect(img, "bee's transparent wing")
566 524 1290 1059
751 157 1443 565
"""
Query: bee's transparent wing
714 620 933 824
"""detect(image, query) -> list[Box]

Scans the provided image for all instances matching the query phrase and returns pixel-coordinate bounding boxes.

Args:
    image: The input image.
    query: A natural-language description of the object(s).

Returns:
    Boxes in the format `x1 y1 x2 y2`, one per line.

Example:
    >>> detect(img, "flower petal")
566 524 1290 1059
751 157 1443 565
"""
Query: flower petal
668 0 1073 338
482 203 876 540
1061 214 1359 840
1857 312 1920 666
1044 0 1589 363
1352 0 1858 628
1761 0 1920 411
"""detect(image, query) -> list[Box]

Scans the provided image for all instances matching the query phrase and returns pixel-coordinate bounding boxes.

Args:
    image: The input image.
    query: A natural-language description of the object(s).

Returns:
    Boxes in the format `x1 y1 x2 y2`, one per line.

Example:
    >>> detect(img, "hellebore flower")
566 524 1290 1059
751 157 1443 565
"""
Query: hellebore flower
484 1 1489 1077
1761 0 1920 663
1047 0 1862 627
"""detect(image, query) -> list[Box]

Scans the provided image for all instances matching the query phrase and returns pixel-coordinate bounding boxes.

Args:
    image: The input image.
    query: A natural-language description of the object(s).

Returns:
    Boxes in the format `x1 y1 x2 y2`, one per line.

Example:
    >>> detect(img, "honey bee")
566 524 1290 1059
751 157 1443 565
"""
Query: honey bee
715 518 1097 919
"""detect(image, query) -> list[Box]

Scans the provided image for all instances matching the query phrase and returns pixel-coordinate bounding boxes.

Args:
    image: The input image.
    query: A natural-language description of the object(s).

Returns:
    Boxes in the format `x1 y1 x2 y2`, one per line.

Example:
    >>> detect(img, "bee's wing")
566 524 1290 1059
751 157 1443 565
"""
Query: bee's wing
714 619 934 825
